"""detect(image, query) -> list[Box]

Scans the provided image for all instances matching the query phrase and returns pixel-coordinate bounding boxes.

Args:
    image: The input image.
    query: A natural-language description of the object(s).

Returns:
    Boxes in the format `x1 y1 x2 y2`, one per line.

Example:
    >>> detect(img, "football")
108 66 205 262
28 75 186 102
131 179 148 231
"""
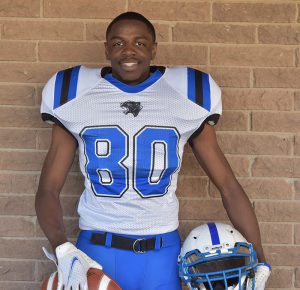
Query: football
41 268 121 290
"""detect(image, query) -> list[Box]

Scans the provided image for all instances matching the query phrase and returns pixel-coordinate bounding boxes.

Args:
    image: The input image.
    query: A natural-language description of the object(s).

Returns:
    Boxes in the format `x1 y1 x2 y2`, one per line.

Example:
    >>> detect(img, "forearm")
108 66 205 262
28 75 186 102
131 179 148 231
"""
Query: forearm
221 182 266 262
35 190 67 250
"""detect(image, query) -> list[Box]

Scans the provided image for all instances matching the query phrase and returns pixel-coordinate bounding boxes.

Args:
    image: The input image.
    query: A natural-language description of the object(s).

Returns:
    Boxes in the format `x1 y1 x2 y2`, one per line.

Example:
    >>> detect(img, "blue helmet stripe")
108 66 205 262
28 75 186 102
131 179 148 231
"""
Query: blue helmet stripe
208 223 220 245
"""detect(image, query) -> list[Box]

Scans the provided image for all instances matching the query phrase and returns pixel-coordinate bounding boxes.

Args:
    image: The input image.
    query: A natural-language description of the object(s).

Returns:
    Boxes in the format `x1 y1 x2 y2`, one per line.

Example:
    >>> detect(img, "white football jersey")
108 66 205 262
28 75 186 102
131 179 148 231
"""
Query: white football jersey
41 65 222 235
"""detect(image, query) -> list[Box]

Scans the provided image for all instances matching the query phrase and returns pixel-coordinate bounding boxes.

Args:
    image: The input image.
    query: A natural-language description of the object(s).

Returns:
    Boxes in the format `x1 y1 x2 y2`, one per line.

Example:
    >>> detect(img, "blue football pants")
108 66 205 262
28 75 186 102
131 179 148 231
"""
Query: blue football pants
76 230 182 290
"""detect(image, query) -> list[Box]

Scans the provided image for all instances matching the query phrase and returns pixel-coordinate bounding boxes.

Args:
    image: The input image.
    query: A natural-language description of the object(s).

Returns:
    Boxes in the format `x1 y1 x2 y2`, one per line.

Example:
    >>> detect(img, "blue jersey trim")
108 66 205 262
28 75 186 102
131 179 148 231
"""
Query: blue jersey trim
187 68 195 103
67 65 80 102
202 73 211 111
207 223 220 245
103 69 163 93
54 70 64 109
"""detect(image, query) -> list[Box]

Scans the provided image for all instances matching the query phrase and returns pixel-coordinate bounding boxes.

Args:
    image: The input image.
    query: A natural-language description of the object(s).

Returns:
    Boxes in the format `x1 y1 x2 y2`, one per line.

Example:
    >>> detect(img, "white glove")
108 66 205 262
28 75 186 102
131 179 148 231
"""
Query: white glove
43 242 102 290
247 263 271 290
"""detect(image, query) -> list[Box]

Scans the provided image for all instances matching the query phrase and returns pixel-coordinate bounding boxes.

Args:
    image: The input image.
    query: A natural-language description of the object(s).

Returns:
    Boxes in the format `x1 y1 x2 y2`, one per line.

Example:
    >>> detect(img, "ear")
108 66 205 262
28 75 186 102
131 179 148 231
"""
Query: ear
104 42 110 60
151 42 158 60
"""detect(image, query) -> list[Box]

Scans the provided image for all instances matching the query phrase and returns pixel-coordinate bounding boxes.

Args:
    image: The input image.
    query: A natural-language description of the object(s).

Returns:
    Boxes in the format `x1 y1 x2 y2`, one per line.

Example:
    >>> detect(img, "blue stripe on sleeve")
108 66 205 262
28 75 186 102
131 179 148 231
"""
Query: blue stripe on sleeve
207 223 220 245
187 68 195 103
54 70 64 109
67 66 81 102
202 72 211 111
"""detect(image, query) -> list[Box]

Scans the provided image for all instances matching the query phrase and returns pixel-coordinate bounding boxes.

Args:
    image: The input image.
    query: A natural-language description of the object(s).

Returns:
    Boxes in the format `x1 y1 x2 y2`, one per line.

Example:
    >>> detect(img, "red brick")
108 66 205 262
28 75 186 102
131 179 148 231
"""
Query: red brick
258 25 300 45
0 196 35 216
0 282 39 290
0 239 47 259
209 68 251 88
44 0 125 18
3 20 84 41
38 42 107 63
0 129 36 149
216 111 249 131
252 157 294 178
36 217 79 238
0 174 37 194
222 88 293 111
217 133 292 155
61 196 80 217
296 92 300 110
0 107 44 128
155 44 207 66
0 151 46 171
213 3 296 23
296 267 300 287
180 153 206 177
61 173 84 196
0 63 68 83
211 46 294 67
0 41 36 61
36 129 52 150
179 199 227 220
210 178 293 200
254 68 300 89
0 217 35 237
294 159 300 178
264 245 300 266
296 180 300 200
36 261 56 282
176 176 209 198
0 0 40 17
86 22 169 42
173 23 255 44
184 148 254 178
0 85 35 106
0 260 35 281
255 201 300 222
267 268 293 288
252 112 300 133
226 156 251 177
260 223 293 244
129 0 211 21
296 224 300 244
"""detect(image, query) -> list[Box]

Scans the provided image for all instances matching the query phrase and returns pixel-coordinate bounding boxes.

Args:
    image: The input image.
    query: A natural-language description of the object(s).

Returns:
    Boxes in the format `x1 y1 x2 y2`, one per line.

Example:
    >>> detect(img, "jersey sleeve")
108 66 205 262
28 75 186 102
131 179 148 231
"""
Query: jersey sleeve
40 72 58 125
41 65 99 128
186 68 222 143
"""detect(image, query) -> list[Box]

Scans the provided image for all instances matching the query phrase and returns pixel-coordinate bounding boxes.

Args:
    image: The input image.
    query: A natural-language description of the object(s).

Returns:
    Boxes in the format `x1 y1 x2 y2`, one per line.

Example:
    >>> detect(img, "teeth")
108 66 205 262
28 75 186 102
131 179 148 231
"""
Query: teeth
122 62 137 67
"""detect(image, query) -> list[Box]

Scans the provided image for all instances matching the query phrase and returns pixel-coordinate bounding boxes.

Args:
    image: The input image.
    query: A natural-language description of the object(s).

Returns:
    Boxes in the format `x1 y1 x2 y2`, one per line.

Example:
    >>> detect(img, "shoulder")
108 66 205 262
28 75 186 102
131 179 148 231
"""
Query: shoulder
42 65 101 110
163 66 221 112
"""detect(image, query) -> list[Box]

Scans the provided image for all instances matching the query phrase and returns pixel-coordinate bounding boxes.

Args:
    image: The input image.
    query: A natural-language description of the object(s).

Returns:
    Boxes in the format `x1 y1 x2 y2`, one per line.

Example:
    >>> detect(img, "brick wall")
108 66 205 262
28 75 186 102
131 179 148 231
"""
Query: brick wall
0 0 299 289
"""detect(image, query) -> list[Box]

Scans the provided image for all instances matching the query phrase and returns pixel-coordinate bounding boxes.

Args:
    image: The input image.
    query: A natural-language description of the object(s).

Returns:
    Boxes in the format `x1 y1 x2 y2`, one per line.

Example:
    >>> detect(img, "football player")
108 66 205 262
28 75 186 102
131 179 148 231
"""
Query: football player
35 12 270 290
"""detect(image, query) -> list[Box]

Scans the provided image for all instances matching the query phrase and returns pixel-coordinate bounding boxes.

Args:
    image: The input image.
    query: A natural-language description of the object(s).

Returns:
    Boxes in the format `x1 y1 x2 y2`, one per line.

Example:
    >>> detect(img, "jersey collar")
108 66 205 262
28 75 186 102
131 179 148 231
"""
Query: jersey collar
101 66 166 93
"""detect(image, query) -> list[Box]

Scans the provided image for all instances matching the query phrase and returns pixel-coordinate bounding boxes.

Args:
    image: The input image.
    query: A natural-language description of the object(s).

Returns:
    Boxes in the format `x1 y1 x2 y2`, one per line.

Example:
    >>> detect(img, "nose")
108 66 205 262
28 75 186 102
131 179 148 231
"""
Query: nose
122 43 136 56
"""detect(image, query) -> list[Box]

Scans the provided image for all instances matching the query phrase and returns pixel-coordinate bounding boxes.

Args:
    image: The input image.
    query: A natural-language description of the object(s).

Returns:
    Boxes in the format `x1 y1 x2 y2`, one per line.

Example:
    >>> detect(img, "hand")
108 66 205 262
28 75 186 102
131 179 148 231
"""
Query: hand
247 263 271 290
55 242 102 290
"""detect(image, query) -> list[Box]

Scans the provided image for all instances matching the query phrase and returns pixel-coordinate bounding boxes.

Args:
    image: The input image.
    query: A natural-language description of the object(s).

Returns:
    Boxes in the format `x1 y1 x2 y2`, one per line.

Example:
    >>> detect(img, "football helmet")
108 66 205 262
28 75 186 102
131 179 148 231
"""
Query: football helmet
178 223 258 290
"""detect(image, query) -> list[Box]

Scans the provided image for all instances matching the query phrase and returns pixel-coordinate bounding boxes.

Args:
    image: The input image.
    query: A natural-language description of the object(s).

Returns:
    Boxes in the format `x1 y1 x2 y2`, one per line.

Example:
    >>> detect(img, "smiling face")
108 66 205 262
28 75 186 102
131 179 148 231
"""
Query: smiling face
105 19 157 86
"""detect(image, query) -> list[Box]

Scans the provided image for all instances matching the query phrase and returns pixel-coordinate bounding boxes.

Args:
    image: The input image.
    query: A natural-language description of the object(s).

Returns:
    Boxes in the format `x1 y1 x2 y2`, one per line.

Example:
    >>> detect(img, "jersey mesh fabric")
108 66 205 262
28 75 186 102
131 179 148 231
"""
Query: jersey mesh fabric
41 66 222 235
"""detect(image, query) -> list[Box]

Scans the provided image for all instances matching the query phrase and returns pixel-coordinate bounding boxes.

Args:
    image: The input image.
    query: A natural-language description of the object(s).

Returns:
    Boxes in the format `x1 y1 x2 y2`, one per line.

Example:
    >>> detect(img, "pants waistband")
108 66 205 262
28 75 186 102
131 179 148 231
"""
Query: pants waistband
79 229 179 253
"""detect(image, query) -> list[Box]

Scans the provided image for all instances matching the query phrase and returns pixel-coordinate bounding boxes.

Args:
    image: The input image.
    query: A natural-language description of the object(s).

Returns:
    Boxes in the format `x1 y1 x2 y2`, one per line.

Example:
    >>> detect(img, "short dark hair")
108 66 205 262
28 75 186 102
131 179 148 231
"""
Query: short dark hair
106 11 156 42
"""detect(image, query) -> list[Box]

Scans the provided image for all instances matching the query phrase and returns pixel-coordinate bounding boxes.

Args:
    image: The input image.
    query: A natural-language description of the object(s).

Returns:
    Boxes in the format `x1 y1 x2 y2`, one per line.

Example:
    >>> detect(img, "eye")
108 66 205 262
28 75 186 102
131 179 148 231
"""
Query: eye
136 41 145 47
113 41 123 47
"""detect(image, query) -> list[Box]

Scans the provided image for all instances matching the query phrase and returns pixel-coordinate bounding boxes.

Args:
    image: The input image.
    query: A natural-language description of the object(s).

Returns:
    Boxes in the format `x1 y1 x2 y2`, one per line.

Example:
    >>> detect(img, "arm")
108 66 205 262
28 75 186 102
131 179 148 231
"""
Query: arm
35 124 77 250
190 124 266 262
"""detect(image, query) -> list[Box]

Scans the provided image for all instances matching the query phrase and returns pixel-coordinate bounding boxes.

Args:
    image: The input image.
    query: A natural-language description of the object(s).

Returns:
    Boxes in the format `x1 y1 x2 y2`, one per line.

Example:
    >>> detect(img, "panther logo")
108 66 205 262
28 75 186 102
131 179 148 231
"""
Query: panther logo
120 101 143 117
